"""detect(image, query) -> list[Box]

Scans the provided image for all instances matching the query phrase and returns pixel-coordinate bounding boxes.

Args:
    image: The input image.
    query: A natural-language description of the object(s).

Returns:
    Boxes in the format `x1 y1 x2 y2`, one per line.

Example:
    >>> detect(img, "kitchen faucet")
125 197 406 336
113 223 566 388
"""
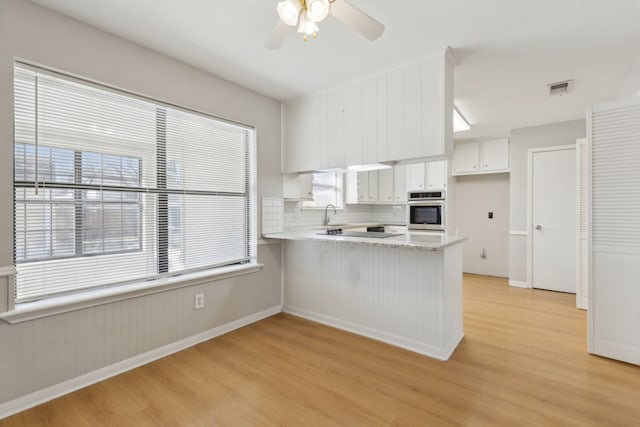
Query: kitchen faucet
323 204 337 226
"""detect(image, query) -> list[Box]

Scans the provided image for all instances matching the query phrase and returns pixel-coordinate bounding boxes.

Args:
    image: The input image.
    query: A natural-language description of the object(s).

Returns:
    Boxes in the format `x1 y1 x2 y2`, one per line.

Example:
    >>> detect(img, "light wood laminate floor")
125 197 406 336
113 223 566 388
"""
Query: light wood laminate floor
3 274 640 426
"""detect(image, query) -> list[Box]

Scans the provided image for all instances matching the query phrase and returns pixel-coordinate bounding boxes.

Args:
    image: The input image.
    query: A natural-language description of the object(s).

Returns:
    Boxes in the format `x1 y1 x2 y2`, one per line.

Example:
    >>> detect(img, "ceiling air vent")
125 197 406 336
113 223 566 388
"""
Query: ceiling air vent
547 80 573 96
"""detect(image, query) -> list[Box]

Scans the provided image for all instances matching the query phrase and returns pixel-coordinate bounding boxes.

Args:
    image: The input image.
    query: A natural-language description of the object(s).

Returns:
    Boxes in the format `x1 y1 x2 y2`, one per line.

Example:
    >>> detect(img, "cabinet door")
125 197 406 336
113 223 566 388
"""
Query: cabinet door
426 160 447 190
368 171 379 202
407 163 426 190
344 82 363 166
283 97 319 172
317 93 329 169
393 164 408 202
378 168 394 202
481 138 509 171
362 76 378 165
357 171 369 202
386 67 404 161
387 63 423 162
327 88 345 168
402 62 423 160
282 173 313 200
422 54 453 158
453 141 480 174
376 74 388 162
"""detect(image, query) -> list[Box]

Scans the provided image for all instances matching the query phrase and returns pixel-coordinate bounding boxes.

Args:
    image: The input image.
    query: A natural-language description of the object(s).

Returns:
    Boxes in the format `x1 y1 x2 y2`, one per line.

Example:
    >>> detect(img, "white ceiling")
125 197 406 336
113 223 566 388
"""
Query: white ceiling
30 0 640 139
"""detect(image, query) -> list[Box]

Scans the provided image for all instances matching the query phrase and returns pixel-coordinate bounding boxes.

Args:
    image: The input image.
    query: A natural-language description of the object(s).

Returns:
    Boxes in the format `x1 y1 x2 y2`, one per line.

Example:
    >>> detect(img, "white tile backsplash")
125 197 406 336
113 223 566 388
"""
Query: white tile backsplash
262 197 284 234
371 204 407 225
283 202 406 230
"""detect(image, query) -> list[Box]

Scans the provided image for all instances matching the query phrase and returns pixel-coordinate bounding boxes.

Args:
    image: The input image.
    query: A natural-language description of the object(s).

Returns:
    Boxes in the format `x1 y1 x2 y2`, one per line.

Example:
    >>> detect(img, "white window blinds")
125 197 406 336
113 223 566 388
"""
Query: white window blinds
13 63 256 303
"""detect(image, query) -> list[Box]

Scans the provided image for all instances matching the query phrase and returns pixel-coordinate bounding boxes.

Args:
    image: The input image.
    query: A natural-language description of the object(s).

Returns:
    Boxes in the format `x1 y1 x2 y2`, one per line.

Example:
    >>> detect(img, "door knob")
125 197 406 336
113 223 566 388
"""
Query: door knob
535 225 542 231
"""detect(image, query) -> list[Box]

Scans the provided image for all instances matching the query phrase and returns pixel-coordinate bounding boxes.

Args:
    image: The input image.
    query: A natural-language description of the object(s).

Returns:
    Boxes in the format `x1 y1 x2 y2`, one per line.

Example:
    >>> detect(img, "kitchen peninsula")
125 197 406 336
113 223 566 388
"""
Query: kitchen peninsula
264 229 466 361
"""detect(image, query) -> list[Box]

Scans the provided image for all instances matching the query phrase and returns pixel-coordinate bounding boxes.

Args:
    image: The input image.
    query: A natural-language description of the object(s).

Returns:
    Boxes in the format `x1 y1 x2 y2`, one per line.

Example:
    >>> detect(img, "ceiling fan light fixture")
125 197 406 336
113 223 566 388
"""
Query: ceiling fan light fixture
298 11 319 35
277 0 302 26
307 0 331 22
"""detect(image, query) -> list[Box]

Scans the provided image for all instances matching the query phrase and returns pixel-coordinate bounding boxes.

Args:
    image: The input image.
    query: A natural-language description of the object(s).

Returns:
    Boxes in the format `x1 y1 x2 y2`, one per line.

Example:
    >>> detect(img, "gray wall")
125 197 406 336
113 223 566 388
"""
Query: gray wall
508 119 586 283
0 0 282 405
455 174 509 277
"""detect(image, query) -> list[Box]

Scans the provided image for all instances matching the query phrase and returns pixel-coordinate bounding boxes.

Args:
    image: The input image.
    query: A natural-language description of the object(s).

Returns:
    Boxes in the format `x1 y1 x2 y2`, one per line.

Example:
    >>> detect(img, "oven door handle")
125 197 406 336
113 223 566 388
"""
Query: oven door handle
407 201 445 205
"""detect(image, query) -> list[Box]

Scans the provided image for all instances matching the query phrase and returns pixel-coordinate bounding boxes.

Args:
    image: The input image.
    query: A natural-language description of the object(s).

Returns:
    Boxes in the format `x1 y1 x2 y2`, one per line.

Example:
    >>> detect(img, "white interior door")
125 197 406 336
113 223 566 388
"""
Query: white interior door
530 147 577 293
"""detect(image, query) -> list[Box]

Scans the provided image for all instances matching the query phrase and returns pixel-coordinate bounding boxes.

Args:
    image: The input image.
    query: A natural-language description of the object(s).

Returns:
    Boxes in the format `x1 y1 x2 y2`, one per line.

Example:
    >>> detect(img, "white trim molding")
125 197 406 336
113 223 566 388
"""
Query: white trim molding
509 230 528 236
258 238 281 246
509 280 530 288
1 263 263 324
0 266 16 277
284 305 463 362
0 304 282 420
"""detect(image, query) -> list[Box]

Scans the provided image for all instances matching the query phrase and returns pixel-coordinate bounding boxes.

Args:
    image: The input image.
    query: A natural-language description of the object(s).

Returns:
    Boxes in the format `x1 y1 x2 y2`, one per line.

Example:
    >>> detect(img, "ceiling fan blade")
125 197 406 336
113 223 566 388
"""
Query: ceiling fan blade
329 0 385 41
264 20 291 50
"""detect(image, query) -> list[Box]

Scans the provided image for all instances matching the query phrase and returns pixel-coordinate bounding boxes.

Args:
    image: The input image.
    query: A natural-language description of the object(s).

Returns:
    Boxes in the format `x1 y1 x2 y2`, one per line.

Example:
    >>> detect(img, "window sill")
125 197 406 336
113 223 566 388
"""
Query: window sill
0 263 263 324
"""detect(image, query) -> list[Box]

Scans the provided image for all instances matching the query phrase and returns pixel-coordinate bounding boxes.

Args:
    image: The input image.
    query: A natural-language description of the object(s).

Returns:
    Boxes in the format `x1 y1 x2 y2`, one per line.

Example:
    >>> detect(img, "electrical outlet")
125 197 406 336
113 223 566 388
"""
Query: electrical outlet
488 212 493 219
194 293 205 310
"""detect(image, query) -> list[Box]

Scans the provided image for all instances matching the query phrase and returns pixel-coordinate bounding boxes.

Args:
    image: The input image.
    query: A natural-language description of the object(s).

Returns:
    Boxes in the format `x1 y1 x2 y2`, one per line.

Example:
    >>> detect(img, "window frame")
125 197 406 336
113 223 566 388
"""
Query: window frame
10 61 258 306
14 143 144 264
301 171 344 210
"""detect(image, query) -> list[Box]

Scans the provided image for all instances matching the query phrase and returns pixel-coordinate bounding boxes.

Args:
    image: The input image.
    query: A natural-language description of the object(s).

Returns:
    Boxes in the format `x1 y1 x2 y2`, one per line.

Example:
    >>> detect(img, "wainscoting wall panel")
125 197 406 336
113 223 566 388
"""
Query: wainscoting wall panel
0 244 282 409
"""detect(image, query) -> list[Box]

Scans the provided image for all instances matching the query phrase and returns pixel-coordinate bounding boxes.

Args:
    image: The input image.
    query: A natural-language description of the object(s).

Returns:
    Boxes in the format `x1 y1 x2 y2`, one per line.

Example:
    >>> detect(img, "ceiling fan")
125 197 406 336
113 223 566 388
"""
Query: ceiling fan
265 0 385 49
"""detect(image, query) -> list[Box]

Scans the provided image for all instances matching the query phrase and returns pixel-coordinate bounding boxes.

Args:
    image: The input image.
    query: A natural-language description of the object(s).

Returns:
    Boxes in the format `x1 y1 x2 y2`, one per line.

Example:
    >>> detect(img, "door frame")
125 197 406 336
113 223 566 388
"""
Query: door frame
526 144 577 290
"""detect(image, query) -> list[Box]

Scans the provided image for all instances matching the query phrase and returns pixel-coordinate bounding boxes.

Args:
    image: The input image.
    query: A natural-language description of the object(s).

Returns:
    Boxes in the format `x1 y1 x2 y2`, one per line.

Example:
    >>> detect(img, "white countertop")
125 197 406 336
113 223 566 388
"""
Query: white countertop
263 228 466 251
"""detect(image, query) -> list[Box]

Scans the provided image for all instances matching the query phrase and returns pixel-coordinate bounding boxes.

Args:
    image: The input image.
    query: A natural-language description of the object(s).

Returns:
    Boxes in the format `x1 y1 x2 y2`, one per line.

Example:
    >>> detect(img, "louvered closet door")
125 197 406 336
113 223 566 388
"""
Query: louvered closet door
576 139 588 310
589 98 640 365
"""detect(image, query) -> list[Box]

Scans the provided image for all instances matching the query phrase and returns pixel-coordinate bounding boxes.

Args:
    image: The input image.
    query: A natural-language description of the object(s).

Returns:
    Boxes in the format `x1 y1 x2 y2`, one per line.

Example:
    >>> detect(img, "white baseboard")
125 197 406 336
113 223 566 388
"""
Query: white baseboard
443 329 465 361
0 305 282 420
577 296 588 310
509 280 530 288
284 305 460 362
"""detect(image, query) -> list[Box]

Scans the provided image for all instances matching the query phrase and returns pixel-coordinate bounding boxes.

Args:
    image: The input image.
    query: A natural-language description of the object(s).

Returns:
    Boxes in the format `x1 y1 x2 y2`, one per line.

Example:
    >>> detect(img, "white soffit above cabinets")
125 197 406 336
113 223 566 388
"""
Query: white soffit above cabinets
29 0 640 139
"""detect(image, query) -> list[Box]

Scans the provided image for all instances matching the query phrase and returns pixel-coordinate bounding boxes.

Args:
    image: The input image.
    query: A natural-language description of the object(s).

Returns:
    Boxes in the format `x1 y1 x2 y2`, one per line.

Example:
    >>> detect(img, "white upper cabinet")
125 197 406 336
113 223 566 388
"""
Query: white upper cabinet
393 165 408 202
426 160 447 190
282 173 313 200
344 81 363 166
347 165 406 204
481 138 510 172
355 171 380 202
326 88 346 169
357 171 369 202
376 74 388 162
423 53 454 159
362 76 379 165
368 171 379 202
453 138 509 175
386 67 405 162
281 51 454 173
387 54 454 163
407 163 426 190
407 160 447 191
452 142 480 174
283 96 320 173
378 168 394 202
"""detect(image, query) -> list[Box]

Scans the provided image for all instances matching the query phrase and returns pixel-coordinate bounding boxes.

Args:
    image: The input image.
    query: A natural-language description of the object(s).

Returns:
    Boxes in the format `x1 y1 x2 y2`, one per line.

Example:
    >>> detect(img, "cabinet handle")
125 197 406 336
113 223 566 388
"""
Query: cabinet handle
473 165 477 169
